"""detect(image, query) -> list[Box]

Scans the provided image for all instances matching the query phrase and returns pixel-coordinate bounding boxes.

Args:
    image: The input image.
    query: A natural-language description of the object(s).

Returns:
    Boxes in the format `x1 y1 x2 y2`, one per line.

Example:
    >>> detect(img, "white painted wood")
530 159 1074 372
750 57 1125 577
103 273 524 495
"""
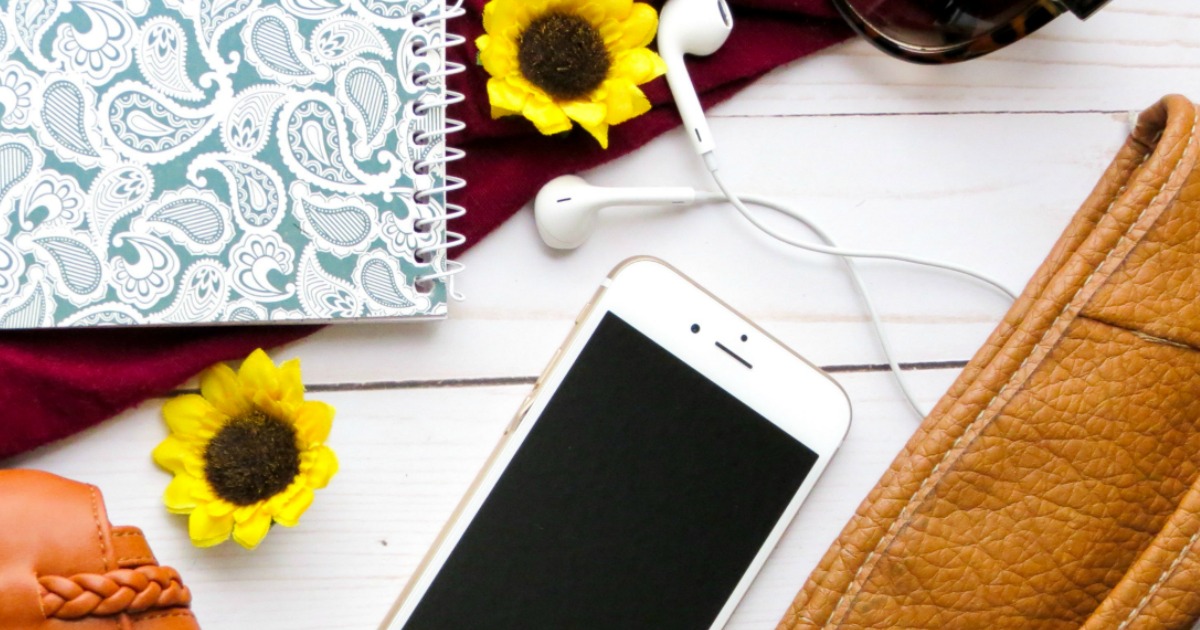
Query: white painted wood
4 3 1193 628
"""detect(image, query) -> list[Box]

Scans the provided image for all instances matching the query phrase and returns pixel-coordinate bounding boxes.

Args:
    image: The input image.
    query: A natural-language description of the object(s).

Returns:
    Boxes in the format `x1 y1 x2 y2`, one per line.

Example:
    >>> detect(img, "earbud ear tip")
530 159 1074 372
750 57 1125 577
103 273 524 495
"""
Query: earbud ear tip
537 230 585 250
535 176 594 250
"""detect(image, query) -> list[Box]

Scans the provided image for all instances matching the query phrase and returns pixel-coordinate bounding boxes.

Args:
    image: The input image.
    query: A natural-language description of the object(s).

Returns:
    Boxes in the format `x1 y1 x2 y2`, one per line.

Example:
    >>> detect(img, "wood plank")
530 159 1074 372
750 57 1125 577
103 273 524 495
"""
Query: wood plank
720 0 1200 118
4 370 952 629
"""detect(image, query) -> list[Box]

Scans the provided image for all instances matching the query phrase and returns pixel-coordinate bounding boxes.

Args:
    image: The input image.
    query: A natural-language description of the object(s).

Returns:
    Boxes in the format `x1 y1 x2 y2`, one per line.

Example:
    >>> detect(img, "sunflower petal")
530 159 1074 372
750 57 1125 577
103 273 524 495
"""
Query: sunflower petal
611 48 667 86
233 504 263 523
304 446 339 489
295 401 335 446
562 101 611 148
163 474 202 514
238 349 281 402
561 100 607 126
602 2 659 51
278 358 305 410
481 1 502 34
162 394 225 437
603 78 652 125
233 512 273 550
152 436 203 476
488 77 530 119
580 122 610 148
575 0 634 26
206 498 236 518
491 104 521 118
264 483 304 515
523 97 574 136
188 507 234 547
274 487 315 528
200 363 252 419
477 35 518 78
483 0 545 37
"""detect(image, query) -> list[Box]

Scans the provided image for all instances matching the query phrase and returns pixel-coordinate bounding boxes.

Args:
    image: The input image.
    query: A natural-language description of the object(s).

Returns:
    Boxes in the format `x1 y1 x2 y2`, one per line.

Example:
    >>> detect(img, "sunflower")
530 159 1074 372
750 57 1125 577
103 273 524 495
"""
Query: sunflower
477 0 668 148
152 349 338 550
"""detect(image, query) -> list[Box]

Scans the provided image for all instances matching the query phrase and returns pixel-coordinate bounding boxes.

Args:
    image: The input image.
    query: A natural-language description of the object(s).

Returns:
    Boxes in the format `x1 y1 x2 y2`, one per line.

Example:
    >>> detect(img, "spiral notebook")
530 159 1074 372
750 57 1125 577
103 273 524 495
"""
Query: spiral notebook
0 0 465 328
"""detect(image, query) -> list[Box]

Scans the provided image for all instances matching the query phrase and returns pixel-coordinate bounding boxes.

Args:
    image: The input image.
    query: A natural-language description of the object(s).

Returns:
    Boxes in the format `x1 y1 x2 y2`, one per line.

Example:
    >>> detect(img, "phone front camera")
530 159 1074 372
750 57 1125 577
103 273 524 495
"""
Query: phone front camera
691 324 700 334
741 334 749 342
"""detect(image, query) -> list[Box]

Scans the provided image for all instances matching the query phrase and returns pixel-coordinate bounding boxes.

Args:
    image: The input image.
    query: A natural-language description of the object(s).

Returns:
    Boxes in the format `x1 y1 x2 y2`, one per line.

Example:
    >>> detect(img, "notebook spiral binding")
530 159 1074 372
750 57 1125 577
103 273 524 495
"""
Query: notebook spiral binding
408 0 468 301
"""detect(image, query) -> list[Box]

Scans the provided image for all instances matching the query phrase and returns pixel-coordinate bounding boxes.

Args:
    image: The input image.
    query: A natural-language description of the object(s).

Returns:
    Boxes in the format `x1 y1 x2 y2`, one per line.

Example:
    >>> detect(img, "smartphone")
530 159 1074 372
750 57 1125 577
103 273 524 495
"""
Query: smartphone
381 257 851 630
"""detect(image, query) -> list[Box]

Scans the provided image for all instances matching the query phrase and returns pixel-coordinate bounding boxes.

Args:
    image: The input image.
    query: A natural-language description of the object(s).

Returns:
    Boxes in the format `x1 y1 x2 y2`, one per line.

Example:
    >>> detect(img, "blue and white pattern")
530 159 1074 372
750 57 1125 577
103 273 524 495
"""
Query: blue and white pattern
0 0 449 327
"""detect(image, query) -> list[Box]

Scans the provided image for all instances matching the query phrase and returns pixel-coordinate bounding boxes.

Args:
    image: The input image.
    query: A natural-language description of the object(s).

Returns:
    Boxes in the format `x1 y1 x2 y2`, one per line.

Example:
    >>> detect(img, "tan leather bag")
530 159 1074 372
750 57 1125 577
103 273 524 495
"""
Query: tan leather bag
0 470 199 630
783 94 1200 629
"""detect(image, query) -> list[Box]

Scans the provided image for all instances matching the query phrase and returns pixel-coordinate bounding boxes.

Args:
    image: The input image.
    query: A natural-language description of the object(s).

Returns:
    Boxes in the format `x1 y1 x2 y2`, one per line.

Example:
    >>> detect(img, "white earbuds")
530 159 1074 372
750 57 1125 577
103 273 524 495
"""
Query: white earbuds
535 0 730 249
657 0 733 160
534 176 1016 306
535 176 696 249
532 0 1015 419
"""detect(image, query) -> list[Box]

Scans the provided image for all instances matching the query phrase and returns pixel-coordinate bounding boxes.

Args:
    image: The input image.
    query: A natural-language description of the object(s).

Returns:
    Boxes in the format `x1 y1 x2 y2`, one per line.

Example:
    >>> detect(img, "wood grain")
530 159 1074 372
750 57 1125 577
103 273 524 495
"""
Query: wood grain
5 1 1196 627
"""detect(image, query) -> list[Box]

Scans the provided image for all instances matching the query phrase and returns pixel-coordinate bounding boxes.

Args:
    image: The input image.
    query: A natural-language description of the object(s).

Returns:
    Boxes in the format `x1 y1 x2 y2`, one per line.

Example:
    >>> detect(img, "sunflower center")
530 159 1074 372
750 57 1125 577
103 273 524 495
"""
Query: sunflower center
204 411 301 506
517 12 610 101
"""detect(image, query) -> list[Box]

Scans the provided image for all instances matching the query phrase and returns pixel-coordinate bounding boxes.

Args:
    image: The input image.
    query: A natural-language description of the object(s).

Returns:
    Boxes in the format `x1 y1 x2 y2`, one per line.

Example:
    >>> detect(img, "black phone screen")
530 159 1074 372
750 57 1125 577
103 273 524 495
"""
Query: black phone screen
402 312 819 629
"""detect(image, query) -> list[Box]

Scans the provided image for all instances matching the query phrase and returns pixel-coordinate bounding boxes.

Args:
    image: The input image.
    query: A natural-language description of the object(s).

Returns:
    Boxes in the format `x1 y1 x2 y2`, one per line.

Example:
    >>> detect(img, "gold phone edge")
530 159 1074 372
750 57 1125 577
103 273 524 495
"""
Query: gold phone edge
376 270 612 630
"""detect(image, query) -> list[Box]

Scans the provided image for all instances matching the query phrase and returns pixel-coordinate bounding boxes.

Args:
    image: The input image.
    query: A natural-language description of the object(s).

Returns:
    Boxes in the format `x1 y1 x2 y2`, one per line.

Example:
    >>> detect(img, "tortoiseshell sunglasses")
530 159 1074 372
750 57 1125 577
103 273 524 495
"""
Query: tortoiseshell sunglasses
831 0 1113 64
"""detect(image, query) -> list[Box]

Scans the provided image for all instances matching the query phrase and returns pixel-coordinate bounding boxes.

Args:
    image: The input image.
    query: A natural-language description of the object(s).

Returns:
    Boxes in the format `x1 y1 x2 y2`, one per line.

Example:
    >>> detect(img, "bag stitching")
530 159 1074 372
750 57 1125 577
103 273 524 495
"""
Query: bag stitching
1097 113 1200 630
1115 114 1200 615
113 529 155 566
1117 526 1200 629
89 486 109 573
825 109 1197 627
87 485 122 630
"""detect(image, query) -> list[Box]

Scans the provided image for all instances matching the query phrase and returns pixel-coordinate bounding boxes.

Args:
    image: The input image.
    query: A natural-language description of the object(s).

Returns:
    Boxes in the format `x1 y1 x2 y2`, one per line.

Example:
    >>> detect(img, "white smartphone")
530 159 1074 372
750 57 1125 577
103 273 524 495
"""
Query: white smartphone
381 257 851 630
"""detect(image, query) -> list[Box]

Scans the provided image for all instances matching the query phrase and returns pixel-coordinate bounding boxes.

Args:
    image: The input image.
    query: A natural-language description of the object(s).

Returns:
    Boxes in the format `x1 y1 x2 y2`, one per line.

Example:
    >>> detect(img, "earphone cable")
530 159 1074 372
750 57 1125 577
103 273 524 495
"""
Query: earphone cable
701 169 1016 418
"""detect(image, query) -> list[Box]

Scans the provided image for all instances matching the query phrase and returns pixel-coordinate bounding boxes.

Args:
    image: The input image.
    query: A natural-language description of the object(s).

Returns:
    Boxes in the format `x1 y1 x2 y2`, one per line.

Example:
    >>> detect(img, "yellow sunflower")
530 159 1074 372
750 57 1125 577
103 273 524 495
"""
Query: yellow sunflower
477 0 668 148
152 349 338 550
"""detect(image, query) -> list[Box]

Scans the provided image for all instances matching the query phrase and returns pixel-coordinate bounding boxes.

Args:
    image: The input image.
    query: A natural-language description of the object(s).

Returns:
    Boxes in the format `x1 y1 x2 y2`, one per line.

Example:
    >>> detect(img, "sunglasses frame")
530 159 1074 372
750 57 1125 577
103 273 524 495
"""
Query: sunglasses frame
831 0 1108 64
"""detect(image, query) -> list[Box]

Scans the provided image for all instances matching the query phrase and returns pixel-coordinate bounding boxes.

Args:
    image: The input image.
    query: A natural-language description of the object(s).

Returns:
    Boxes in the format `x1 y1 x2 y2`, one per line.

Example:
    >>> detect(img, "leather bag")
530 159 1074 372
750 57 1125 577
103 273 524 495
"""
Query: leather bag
0 470 199 630
783 93 1200 629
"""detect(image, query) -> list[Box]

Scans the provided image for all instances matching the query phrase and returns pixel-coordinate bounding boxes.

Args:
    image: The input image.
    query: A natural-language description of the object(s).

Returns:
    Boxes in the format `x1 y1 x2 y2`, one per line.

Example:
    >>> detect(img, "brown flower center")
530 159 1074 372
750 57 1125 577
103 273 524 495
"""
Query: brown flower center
517 12 610 101
204 411 301 506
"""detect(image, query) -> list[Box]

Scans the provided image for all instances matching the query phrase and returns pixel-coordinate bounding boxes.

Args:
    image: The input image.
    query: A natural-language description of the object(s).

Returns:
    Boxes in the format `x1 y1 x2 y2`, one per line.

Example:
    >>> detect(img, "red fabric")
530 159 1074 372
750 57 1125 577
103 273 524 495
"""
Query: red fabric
0 1 850 460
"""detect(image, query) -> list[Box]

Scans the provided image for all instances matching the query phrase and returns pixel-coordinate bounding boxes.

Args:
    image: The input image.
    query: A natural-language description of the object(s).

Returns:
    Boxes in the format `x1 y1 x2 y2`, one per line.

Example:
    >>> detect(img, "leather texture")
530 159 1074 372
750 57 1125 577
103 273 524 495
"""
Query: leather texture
782 94 1200 630
0 470 199 630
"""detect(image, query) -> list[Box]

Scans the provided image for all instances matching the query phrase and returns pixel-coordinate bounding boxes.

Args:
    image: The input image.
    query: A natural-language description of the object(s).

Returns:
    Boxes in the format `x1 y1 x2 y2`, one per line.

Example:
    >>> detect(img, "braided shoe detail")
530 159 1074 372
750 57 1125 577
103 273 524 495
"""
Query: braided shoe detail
39 566 192 619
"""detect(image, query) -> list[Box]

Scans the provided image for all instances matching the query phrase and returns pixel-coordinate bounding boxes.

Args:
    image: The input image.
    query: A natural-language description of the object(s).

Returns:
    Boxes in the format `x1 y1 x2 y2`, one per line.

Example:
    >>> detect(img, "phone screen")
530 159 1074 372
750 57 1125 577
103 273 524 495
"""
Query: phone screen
402 312 818 629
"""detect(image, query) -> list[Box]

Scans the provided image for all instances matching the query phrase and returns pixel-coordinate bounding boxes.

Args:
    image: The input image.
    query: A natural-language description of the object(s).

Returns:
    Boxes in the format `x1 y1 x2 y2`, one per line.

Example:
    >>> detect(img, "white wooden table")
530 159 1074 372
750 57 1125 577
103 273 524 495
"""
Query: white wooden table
6 2 1199 627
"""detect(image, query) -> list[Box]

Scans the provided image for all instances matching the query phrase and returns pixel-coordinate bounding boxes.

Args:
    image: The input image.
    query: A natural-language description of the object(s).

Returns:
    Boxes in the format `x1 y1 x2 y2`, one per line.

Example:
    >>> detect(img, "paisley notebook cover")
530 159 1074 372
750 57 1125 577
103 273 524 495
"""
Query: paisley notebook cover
0 0 465 328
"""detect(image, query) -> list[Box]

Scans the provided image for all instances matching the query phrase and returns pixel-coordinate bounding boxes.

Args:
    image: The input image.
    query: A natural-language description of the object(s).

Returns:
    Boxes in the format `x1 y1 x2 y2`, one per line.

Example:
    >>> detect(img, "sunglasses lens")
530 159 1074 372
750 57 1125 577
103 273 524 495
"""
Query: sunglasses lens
837 0 1036 50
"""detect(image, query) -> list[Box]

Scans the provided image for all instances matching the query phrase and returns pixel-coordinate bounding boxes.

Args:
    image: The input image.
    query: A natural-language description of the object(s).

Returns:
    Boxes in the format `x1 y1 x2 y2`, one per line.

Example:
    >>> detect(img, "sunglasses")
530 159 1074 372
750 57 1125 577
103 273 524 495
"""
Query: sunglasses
831 0 1113 63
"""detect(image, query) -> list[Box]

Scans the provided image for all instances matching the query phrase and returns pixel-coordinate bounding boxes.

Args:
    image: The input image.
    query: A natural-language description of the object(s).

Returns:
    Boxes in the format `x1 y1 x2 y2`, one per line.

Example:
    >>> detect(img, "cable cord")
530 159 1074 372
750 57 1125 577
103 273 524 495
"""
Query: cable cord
700 168 1016 418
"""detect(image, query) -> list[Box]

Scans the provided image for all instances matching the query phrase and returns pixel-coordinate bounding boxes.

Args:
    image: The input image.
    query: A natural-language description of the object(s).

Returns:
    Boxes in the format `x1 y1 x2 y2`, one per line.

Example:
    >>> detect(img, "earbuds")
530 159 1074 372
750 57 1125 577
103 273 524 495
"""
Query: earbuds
535 0 731 249
533 176 1015 307
532 0 1014 419
657 0 733 160
535 176 697 249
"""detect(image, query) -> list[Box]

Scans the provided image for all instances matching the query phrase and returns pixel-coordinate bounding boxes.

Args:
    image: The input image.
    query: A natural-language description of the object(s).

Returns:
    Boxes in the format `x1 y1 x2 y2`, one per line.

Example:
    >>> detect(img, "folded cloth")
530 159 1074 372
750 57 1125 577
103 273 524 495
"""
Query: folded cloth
0 1 849 460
